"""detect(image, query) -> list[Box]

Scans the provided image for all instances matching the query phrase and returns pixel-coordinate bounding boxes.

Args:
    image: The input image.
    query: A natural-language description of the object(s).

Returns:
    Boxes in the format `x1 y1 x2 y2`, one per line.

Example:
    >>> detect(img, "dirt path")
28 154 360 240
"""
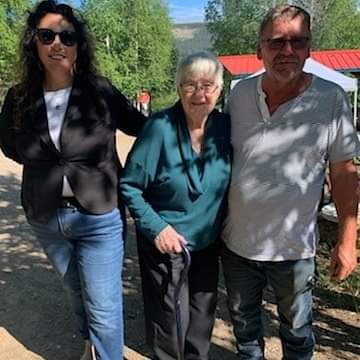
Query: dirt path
0 133 359 360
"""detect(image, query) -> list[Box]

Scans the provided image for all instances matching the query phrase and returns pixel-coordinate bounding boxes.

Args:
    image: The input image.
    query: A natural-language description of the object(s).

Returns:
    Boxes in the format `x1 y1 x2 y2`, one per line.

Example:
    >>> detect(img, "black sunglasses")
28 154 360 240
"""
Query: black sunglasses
262 37 309 50
36 28 78 47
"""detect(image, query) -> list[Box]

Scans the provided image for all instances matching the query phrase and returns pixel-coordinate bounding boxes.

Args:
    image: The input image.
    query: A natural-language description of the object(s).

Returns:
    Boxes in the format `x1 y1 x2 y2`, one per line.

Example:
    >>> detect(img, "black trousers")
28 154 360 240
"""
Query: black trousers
136 233 219 360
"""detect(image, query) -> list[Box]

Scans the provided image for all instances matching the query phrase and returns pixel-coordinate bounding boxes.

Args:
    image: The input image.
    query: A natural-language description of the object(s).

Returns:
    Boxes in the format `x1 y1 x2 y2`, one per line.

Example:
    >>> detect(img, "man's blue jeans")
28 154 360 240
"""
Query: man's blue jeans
29 207 124 360
222 245 315 360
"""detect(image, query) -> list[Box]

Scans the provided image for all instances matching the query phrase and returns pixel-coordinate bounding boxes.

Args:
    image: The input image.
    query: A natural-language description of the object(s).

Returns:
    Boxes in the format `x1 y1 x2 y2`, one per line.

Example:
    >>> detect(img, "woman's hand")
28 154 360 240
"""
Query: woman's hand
154 225 187 254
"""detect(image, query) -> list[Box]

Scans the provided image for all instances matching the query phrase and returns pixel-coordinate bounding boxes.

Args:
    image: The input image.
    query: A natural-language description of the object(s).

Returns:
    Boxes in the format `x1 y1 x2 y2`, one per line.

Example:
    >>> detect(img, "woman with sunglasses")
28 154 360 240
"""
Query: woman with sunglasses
120 52 231 359
0 1 146 359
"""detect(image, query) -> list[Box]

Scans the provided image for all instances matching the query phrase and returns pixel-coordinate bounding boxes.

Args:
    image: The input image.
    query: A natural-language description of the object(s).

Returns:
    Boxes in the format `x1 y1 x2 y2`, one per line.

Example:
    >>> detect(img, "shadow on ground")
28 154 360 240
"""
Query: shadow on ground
0 174 82 359
0 172 359 359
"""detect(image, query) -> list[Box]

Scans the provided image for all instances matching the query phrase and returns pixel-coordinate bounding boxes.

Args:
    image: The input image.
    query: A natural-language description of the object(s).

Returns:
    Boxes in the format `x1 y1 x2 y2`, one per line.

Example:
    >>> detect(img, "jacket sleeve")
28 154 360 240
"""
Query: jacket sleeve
0 88 22 164
119 117 168 241
104 79 147 136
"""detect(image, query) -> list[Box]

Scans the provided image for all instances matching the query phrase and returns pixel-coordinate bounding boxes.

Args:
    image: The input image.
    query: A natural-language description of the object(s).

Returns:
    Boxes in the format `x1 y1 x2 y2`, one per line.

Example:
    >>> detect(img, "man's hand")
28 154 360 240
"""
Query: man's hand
330 242 357 281
329 159 358 281
154 225 187 254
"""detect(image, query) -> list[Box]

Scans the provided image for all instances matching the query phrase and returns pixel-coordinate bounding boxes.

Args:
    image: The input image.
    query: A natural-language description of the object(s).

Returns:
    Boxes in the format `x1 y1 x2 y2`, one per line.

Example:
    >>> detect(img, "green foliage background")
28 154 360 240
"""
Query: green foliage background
205 0 360 55
0 0 178 110
0 0 29 100
1 1 360 109
82 0 176 102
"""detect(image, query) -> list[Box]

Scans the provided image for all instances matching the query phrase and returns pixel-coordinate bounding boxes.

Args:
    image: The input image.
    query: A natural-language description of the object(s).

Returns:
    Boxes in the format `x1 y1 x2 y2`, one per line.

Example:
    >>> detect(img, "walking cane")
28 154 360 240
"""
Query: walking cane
174 245 191 360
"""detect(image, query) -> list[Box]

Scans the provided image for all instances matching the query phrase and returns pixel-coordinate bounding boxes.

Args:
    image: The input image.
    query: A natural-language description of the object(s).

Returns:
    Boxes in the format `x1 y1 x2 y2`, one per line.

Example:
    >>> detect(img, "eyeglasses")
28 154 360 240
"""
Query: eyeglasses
181 81 218 94
36 28 78 47
262 37 309 50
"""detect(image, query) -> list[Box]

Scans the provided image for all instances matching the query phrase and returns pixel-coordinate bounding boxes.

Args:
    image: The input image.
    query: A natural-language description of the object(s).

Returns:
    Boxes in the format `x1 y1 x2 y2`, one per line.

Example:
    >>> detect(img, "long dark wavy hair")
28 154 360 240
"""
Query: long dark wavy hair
15 0 96 125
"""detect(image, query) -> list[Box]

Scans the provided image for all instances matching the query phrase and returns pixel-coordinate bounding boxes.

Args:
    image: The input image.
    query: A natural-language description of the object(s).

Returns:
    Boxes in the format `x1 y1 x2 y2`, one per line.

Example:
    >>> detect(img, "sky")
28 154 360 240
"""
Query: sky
168 0 207 23
73 0 207 24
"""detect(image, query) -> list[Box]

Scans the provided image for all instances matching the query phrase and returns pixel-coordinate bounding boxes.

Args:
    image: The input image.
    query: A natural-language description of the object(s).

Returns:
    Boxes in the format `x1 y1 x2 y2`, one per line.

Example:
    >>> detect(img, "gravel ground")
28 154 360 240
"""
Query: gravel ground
0 133 359 360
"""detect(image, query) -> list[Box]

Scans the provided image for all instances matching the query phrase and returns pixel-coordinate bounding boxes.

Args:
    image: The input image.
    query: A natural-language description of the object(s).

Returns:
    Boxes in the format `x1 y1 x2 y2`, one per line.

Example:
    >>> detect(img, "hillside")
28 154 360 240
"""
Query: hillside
172 22 212 57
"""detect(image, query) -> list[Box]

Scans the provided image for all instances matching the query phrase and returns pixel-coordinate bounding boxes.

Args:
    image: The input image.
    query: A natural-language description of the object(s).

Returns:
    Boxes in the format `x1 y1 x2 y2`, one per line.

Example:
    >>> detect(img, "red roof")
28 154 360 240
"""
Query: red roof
219 49 360 76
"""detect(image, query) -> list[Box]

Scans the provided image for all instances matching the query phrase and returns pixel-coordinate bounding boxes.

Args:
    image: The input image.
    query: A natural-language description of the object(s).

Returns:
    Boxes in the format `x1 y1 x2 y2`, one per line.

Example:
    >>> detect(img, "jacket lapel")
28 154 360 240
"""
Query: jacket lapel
200 111 219 192
174 102 204 199
32 92 59 153
61 76 82 127
32 78 81 154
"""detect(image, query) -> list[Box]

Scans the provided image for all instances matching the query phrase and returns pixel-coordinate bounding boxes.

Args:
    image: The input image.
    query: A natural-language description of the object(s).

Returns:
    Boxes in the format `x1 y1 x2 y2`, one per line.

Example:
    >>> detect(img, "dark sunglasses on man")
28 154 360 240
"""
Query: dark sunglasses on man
36 28 78 47
262 36 309 50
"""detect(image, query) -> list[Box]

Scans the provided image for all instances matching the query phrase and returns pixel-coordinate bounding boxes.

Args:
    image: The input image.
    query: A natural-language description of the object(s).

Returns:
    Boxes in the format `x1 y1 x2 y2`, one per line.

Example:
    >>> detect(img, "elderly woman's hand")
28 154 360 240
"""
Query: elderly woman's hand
154 225 187 254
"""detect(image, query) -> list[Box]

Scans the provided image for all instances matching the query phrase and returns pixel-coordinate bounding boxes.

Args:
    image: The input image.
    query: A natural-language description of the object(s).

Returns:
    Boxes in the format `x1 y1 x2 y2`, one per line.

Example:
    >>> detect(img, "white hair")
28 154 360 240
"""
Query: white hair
175 51 224 91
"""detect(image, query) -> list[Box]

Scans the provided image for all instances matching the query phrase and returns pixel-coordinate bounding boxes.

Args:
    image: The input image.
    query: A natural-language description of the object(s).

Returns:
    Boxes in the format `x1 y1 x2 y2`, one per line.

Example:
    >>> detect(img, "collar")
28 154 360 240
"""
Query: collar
172 101 218 199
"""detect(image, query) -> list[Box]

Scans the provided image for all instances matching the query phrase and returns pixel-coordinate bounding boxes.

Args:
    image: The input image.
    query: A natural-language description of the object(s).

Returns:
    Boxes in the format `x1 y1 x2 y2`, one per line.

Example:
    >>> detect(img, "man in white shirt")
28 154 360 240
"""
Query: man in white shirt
222 5 359 359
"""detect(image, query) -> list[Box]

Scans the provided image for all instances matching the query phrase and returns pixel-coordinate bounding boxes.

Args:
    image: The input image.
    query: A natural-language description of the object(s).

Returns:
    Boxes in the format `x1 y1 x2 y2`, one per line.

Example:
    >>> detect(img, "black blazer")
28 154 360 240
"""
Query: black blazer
0 75 147 223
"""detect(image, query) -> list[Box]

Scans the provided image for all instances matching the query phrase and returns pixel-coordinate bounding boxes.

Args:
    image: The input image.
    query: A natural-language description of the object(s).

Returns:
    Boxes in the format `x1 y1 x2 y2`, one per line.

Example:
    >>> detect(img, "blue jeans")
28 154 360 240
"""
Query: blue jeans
29 207 124 360
222 246 315 360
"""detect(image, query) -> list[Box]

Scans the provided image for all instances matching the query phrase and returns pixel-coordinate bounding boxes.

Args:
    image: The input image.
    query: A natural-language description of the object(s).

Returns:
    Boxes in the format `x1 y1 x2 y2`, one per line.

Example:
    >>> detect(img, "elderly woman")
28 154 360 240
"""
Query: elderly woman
0 1 146 359
120 52 231 359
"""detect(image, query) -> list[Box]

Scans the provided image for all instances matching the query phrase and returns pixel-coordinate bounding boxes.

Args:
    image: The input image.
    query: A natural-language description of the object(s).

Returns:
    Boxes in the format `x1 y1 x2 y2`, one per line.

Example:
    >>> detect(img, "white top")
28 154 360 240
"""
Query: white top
44 87 74 197
223 75 360 261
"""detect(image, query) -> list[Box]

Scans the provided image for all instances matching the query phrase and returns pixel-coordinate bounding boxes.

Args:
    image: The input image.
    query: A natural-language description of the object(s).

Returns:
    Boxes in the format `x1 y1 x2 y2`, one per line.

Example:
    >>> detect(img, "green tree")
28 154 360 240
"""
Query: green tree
82 0 176 102
205 0 270 55
205 0 360 55
0 0 29 99
311 0 360 49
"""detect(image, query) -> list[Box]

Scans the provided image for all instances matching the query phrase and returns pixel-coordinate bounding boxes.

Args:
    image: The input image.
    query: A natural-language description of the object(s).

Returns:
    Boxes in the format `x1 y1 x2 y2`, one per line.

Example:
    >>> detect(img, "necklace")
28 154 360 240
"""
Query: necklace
44 87 72 112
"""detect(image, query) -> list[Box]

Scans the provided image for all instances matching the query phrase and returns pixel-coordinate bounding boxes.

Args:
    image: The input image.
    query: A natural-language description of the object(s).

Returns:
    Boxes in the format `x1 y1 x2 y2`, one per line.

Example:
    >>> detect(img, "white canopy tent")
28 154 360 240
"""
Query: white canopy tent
230 58 358 124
